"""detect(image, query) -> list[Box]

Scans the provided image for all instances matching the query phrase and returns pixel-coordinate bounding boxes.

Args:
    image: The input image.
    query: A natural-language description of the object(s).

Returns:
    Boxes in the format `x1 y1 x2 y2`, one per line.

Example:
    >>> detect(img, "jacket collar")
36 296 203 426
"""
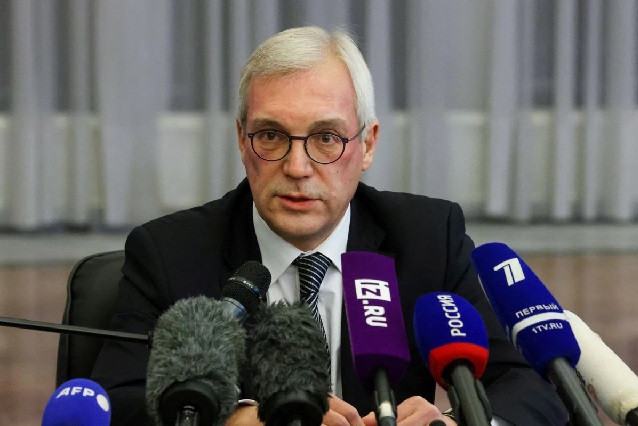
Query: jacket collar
346 184 386 254
222 179 262 274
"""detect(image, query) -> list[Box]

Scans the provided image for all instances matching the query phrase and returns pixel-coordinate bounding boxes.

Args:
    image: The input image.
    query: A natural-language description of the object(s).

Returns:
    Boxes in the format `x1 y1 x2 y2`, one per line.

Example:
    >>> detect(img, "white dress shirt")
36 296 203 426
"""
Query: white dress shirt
253 203 350 397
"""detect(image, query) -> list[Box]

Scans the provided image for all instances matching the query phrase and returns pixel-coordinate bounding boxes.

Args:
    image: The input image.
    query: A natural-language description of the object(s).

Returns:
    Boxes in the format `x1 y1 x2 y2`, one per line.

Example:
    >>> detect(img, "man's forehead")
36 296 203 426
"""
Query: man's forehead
245 58 357 130
248 57 353 97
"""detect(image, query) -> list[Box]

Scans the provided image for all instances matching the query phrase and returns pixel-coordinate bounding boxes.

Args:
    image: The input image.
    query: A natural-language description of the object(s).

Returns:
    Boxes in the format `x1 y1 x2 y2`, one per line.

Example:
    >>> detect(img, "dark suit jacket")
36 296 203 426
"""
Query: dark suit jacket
92 179 567 425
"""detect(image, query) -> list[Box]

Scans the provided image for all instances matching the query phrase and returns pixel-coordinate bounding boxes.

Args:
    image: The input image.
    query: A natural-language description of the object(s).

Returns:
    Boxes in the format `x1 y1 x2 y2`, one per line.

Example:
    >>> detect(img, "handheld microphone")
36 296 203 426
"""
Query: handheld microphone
145 296 247 426
471 242 602 426
413 292 491 426
247 301 331 426
42 378 111 426
341 251 410 426
565 310 638 426
220 260 271 322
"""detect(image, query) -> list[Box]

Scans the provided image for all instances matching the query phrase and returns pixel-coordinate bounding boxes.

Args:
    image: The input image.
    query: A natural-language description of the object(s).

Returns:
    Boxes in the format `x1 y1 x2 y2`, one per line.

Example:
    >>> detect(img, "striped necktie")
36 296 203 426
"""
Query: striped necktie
293 252 331 345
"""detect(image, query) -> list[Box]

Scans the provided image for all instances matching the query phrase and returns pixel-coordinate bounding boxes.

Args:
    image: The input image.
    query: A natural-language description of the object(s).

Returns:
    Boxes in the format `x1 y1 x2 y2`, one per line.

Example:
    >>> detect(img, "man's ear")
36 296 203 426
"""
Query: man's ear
236 119 247 164
361 120 379 171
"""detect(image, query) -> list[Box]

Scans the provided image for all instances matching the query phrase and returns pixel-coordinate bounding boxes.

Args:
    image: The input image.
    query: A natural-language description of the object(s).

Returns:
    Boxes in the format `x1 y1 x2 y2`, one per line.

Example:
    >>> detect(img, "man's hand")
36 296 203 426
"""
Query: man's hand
223 395 457 426
225 404 262 426
225 395 367 426
360 396 457 426
322 393 366 426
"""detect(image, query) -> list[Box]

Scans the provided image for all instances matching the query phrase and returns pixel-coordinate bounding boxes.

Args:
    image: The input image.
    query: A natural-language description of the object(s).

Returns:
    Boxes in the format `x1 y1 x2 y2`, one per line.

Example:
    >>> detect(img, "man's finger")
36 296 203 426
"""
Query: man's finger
322 394 365 426
395 396 452 425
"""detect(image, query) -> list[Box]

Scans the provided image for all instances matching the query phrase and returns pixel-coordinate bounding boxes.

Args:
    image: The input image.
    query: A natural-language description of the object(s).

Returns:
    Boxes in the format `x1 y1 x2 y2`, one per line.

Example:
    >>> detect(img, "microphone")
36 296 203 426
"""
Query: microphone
565 310 638 426
413 292 491 426
42 378 111 426
0 260 270 343
220 260 271 322
471 242 602 426
2 260 269 425
247 301 331 426
341 251 410 426
146 296 247 426
146 260 270 425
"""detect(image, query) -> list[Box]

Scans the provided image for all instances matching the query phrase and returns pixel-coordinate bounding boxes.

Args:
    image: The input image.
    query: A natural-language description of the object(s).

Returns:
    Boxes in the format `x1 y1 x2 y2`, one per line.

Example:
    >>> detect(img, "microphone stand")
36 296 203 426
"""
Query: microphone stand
626 408 638 426
444 361 491 426
161 381 219 426
260 390 325 426
373 368 397 426
546 358 602 426
176 406 199 426
0 315 150 345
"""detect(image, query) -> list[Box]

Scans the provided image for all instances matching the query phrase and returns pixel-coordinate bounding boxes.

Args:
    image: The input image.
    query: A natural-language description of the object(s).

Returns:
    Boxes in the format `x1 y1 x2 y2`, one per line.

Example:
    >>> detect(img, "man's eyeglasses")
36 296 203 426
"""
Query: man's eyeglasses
246 125 365 165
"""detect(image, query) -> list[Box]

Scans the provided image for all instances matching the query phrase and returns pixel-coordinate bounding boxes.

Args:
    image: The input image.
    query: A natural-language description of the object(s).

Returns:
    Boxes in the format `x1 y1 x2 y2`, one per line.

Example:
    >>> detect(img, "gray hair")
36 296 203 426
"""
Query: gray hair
238 26 376 130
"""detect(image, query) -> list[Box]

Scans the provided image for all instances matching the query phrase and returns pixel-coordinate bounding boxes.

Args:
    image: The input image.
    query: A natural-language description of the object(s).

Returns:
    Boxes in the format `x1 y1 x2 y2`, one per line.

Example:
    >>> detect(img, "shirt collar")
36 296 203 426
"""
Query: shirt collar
253 204 350 284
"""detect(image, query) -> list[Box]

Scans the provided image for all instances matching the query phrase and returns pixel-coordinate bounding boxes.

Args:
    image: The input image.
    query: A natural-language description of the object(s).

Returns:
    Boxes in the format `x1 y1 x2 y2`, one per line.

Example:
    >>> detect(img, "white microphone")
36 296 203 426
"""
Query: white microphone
565 310 638 425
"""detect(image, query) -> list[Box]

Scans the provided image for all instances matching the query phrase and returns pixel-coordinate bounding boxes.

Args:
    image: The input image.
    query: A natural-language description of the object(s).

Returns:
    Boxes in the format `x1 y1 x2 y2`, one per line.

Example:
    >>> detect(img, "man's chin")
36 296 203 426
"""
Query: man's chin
268 219 327 250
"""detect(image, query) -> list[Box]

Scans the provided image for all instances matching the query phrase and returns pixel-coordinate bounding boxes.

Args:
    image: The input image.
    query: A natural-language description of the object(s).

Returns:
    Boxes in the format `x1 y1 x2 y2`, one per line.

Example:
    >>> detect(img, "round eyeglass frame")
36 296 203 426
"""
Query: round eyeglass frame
246 125 366 164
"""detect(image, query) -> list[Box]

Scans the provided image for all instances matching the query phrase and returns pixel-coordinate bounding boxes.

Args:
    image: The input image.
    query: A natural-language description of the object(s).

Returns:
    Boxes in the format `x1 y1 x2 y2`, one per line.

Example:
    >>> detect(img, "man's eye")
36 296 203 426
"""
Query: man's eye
319 133 337 143
256 130 284 142
265 131 278 141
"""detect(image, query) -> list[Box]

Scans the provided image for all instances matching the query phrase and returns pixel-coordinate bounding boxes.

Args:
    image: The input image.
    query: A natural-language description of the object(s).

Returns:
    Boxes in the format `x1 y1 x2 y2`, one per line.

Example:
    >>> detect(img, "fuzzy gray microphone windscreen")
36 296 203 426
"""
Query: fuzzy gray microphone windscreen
145 296 246 425
248 301 331 424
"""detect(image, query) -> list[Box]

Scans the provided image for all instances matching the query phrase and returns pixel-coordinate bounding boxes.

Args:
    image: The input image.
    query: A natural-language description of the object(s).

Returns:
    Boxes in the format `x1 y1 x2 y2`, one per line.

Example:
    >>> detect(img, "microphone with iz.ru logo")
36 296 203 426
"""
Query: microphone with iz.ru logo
342 251 410 426
354 277 392 327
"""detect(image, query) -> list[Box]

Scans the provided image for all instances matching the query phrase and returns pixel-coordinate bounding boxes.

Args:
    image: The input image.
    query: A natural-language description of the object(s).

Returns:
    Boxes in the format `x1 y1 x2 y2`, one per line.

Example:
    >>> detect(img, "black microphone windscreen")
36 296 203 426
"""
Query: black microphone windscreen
248 302 331 422
223 261 271 315
145 296 246 425
232 260 271 293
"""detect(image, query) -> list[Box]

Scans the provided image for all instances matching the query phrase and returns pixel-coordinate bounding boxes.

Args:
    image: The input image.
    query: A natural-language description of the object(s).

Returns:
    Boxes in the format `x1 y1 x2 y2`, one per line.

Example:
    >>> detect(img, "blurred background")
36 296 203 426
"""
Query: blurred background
0 0 637 424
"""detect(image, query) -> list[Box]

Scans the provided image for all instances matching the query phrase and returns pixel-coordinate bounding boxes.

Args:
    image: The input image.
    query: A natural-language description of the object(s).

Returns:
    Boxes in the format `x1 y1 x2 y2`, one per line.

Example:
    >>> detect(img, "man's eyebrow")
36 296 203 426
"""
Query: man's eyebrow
310 118 349 131
248 117 349 132
249 118 284 130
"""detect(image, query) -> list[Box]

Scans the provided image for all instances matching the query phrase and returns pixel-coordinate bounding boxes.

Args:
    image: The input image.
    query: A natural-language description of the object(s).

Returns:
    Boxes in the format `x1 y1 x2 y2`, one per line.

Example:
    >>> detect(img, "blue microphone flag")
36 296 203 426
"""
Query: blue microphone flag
413 292 489 388
470 242 580 378
42 378 111 426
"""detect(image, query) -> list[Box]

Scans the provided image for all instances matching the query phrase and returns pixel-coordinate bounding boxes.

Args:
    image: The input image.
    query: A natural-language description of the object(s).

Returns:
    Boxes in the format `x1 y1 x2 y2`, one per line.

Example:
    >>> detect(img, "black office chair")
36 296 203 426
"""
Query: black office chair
56 250 124 386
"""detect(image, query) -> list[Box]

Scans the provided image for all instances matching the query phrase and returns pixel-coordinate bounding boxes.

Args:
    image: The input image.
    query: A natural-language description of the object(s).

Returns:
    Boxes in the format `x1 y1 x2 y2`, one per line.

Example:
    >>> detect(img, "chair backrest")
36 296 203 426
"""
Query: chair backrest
56 250 124 386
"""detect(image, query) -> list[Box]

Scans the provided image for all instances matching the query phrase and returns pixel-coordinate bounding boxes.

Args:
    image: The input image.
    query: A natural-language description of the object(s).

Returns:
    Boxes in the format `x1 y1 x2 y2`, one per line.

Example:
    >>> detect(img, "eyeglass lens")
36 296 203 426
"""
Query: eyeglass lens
252 130 344 163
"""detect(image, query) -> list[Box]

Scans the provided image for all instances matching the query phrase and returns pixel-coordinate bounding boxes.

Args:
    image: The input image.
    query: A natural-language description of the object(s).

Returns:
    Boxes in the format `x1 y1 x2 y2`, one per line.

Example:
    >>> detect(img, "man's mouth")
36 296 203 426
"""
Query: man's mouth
277 193 318 209
282 194 312 201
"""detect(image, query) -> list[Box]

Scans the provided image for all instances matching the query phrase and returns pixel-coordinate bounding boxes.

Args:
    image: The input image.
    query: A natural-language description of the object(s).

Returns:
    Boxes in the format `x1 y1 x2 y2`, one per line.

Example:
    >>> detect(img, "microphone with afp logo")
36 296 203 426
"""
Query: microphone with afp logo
341 251 410 426
42 378 111 426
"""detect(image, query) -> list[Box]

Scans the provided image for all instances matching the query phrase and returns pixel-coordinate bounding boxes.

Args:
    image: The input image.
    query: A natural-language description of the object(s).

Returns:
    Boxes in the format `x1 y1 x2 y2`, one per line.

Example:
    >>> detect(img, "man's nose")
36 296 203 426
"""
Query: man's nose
283 140 313 177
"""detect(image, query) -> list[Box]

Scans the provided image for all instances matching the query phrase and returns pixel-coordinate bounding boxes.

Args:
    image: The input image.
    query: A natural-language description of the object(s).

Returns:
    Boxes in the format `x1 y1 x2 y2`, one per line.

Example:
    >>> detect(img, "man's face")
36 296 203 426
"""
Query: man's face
237 56 378 251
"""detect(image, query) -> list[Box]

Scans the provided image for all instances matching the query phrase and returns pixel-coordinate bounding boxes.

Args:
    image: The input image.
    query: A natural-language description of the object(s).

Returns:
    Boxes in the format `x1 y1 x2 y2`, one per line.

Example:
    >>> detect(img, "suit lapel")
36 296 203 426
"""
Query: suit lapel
221 179 262 285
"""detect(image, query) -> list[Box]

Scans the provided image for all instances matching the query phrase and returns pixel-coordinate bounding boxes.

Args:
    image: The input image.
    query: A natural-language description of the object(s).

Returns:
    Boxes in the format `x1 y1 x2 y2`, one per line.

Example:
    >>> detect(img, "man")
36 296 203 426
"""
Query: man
92 27 567 425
